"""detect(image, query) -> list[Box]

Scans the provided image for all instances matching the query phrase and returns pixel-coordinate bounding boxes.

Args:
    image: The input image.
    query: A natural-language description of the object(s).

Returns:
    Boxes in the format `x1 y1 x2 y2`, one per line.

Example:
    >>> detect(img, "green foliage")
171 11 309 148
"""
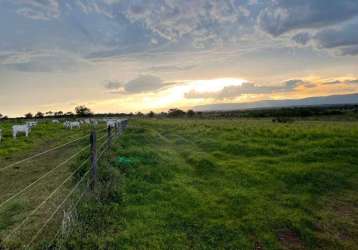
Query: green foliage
187 109 195 117
75 105 93 117
167 108 186 117
24 113 33 119
35 112 44 119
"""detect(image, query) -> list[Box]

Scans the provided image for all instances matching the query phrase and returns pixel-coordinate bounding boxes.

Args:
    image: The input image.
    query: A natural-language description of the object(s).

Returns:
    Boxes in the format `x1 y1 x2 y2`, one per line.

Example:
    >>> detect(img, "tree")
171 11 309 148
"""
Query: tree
35 112 44 118
0 114 2 119
54 111 64 117
46 111 53 117
148 111 155 118
168 108 185 117
24 113 33 119
65 112 74 117
75 105 93 117
187 109 195 117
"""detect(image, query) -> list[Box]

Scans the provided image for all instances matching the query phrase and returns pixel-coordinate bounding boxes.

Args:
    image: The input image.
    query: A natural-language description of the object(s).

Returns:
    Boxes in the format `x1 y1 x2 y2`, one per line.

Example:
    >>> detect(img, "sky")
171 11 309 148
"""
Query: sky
1 0 358 117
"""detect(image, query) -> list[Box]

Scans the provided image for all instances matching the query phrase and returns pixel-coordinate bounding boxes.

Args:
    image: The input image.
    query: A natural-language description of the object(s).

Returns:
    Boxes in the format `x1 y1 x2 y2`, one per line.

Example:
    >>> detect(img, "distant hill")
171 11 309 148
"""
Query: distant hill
194 93 358 112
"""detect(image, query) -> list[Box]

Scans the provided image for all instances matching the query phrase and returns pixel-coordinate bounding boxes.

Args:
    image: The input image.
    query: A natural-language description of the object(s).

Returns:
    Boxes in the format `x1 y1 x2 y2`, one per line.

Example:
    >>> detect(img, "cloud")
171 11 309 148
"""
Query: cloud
104 80 123 90
314 20 358 55
105 75 185 95
290 17 358 55
322 79 358 85
116 0 253 48
340 45 358 56
291 32 312 46
3 0 358 59
124 75 163 93
314 24 358 49
12 0 61 20
146 64 196 73
185 79 309 99
258 0 358 36
0 50 92 72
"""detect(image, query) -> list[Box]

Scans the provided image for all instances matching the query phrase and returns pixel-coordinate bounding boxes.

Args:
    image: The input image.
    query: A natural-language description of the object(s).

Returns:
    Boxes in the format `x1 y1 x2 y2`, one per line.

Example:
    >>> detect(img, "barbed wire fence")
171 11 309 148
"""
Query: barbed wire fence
0 119 128 249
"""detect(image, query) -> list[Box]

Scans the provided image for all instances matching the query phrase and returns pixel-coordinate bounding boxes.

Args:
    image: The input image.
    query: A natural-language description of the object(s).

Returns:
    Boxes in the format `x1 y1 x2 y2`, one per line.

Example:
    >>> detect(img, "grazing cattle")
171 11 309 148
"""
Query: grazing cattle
107 119 128 130
27 121 37 128
64 121 81 129
52 119 60 124
64 121 70 129
106 120 116 128
13 124 31 138
121 119 128 129
91 119 98 126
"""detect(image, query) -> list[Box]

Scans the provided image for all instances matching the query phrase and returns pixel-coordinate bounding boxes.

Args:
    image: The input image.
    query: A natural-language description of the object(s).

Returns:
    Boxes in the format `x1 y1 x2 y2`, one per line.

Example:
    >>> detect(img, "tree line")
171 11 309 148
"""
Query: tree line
2 104 357 121
0 106 199 120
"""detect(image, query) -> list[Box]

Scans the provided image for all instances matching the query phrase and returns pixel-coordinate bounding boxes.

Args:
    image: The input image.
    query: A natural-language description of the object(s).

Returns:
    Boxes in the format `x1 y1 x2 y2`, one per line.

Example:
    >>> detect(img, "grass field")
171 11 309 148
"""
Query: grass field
1 119 358 249
0 121 108 248
64 119 358 250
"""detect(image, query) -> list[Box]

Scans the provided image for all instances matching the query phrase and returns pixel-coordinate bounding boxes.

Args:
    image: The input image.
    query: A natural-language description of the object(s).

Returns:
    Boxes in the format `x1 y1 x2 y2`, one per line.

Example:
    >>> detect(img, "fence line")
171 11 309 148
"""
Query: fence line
50 145 110 248
0 127 108 172
0 133 109 210
26 169 91 249
0 144 90 210
0 134 89 172
4 157 90 242
0 120 128 248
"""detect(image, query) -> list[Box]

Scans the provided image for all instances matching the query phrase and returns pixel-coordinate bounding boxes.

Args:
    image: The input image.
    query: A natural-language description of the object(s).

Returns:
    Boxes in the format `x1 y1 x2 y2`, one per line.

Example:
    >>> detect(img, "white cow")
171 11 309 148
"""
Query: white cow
91 119 98 126
72 121 81 129
106 120 116 128
64 121 70 129
27 121 37 128
13 124 31 139
52 119 60 124
65 121 81 129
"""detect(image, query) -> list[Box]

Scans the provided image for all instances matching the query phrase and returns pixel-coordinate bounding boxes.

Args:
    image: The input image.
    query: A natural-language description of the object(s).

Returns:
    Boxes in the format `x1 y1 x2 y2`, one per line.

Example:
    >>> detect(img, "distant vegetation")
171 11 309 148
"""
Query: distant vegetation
139 104 358 121
2 104 358 122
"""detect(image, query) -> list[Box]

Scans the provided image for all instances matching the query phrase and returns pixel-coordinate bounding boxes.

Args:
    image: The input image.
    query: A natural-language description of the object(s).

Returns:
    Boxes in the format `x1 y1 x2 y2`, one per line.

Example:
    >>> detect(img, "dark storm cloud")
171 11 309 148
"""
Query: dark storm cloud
315 22 358 49
340 45 358 56
291 19 358 56
258 0 358 37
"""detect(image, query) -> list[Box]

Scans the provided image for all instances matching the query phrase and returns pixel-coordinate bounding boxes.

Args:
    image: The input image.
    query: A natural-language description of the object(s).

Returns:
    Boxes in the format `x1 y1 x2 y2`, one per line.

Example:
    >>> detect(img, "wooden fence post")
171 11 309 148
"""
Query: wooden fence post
107 126 112 149
90 130 97 191
115 122 119 136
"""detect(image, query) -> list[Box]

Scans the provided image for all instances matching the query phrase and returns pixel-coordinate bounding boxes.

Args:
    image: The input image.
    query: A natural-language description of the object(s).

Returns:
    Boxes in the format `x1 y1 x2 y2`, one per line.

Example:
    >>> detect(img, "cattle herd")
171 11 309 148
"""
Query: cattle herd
0 118 128 143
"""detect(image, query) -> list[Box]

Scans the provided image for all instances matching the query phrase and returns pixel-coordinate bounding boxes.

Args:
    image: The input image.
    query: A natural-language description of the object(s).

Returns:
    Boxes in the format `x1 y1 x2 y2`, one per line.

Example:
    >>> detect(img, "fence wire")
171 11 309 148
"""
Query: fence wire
0 122 127 248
